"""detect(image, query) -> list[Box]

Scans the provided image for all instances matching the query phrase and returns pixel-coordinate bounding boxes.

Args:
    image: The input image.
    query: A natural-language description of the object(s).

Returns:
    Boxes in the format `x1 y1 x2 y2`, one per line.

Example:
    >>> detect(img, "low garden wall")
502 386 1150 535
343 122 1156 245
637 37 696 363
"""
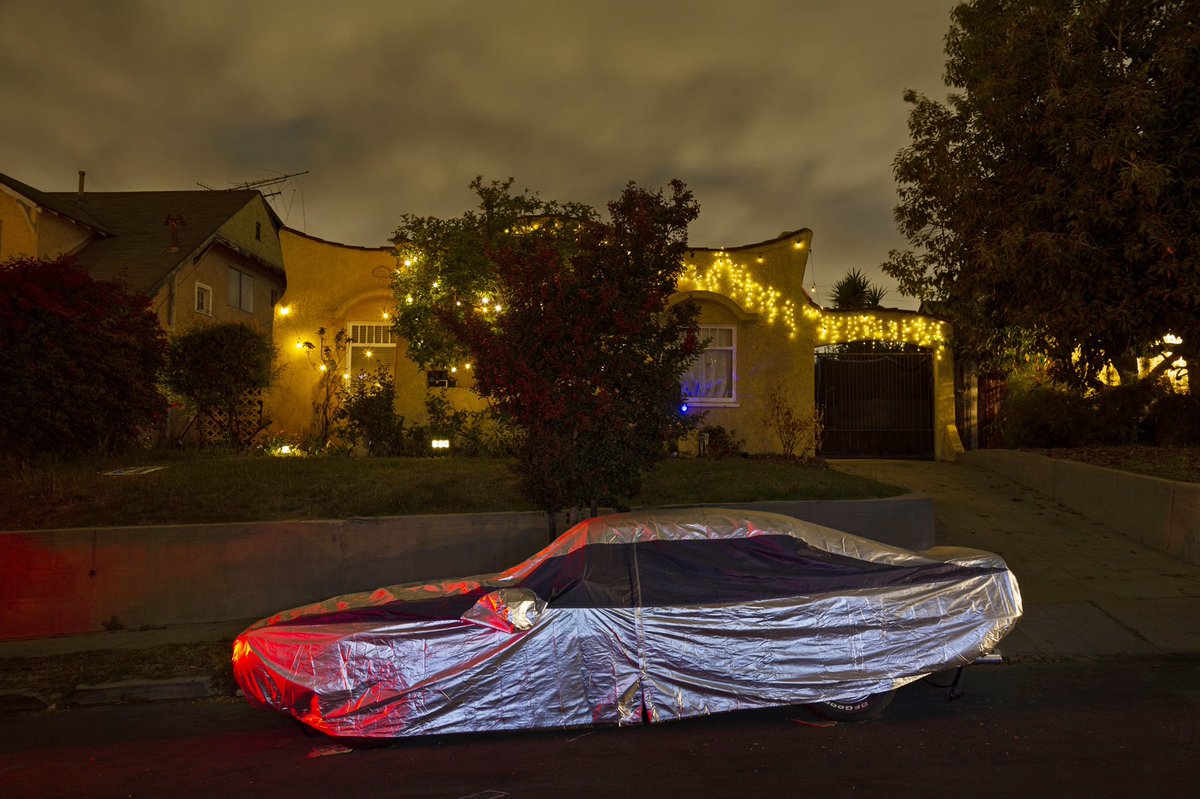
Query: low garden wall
0 496 934 641
962 449 1200 566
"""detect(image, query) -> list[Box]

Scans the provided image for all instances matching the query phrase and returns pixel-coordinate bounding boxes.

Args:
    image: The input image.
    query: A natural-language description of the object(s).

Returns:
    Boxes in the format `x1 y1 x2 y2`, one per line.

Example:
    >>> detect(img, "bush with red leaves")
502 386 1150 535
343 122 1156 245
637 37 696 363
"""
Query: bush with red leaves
0 255 166 457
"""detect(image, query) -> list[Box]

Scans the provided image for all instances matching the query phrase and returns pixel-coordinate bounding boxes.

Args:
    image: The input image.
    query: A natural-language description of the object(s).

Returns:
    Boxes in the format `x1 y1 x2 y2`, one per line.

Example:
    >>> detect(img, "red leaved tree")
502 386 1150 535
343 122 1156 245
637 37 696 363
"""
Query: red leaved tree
0 255 166 457
393 179 702 530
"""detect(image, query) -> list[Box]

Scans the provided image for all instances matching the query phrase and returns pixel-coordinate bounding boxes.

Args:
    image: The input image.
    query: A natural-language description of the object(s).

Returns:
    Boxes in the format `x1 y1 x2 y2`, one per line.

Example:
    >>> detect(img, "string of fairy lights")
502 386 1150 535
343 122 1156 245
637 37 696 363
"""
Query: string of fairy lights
678 250 950 358
282 246 952 384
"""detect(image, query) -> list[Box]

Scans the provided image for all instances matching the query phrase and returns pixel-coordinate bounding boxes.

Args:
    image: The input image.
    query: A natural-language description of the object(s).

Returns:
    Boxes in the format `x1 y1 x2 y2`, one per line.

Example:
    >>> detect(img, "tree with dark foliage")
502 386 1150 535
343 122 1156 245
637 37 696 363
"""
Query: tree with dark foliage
392 179 703 527
163 321 276 448
0 255 166 457
887 0 1198 389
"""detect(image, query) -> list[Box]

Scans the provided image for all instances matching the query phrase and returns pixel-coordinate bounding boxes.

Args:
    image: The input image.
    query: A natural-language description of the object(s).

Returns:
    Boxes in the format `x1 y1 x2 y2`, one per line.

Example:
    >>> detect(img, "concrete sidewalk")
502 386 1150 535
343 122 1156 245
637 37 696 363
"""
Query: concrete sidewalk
833 459 1200 659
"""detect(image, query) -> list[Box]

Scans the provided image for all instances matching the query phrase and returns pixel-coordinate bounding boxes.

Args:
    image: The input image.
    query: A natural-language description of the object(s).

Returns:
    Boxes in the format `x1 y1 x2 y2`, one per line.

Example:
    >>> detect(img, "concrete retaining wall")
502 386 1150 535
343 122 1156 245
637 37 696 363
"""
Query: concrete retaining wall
0 496 934 641
962 450 1200 566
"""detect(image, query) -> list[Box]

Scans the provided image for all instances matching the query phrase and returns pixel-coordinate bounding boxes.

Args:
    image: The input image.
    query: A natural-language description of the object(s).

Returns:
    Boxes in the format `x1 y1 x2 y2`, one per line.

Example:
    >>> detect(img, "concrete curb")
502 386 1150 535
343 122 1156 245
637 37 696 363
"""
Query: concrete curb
69 676 221 707
0 677 230 715
0 689 51 713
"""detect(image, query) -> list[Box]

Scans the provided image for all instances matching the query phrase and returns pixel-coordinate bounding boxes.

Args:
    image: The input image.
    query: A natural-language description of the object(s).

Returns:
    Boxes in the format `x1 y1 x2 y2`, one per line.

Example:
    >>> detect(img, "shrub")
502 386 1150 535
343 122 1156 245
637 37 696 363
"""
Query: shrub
336 367 413 456
0 255 166 457
301 327 353 448
698 424 745 458
459 410 525 457
1090 380 1168 445
995 377 1094 448
761 382 824 459
1142 391 1200 446
996 369 1177 448
422 393 524 457
164 321 277 449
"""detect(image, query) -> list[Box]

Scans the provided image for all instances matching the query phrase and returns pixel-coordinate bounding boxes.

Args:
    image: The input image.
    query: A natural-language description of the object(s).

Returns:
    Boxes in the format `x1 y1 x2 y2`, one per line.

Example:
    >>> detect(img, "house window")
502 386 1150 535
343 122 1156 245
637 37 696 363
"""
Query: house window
426 369 457 389
255 221 262 241
195 282 213 315
228 267 253 312
348 322 398 378
682 325 736 404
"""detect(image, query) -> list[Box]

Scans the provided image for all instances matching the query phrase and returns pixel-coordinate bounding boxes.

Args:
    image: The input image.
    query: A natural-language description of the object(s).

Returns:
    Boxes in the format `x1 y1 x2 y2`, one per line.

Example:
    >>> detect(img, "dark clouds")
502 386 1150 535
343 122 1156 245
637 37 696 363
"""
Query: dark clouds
0 0 958 308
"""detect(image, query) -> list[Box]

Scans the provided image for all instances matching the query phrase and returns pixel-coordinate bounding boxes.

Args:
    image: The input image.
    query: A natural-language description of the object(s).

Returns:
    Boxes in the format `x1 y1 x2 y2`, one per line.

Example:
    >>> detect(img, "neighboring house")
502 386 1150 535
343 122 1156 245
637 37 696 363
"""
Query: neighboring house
271 226 959 460
0 170 286 335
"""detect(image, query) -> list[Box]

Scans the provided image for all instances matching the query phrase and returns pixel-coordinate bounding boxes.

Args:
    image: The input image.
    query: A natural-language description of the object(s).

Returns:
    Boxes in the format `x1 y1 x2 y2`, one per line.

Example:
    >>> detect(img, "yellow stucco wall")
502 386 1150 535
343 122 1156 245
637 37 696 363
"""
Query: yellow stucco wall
35 213 93 259
674 230 816 454
0 189 93 261
0 190 38 260
268 229 488 442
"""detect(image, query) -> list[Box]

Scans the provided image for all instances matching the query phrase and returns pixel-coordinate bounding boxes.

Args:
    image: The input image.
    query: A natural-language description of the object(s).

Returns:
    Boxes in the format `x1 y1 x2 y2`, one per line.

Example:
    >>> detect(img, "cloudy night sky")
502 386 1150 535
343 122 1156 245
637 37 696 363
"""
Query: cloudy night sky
1 0 961 309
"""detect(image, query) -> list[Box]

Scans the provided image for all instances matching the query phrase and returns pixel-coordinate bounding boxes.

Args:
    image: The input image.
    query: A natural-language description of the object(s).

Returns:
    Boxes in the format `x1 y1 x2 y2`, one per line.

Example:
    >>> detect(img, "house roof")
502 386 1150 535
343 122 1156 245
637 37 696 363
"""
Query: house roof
43 189 277 295
0 171 113 234
689 227 813 253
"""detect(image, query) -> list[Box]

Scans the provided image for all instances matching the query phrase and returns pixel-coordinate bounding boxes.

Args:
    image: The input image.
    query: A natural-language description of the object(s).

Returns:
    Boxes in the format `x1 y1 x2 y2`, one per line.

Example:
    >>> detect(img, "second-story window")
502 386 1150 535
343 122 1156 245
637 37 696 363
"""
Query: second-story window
228 267 253 312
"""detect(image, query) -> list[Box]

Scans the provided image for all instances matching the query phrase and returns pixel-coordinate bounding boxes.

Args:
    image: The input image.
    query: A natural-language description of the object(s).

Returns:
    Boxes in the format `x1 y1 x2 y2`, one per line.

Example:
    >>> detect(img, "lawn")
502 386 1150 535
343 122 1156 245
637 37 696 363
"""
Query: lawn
0 451 905 531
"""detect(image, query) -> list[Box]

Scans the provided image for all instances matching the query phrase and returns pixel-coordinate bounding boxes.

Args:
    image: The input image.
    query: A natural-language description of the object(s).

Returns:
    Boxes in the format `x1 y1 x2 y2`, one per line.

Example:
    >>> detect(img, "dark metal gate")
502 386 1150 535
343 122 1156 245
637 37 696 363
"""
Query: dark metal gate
815 351 934 459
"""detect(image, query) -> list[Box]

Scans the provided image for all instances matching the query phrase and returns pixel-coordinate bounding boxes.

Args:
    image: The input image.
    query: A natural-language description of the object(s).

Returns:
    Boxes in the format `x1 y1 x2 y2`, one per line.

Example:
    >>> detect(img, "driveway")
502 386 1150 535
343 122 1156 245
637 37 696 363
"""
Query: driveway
831 459 1200 658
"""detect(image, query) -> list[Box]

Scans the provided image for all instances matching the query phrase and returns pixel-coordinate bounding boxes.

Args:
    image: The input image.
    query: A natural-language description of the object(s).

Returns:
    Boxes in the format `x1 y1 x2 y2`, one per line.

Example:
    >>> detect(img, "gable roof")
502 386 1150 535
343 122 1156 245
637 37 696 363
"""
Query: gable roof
0 171 113 234
43 189 278 295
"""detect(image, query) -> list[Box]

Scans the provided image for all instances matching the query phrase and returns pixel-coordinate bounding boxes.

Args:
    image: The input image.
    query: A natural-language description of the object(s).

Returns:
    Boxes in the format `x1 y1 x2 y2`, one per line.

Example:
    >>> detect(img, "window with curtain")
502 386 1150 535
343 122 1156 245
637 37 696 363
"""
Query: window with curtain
681 325 736 403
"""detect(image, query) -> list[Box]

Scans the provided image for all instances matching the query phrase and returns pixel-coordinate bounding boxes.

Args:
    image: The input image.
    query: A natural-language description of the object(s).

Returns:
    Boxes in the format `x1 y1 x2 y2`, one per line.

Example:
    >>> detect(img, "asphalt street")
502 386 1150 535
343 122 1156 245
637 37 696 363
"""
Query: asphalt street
2 656 1198 799
4 458 1200 797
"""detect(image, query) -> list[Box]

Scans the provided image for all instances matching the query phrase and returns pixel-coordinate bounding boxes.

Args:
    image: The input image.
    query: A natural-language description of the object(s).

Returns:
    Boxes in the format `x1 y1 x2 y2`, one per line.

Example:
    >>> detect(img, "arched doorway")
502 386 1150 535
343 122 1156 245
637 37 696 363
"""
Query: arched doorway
814 346 934 459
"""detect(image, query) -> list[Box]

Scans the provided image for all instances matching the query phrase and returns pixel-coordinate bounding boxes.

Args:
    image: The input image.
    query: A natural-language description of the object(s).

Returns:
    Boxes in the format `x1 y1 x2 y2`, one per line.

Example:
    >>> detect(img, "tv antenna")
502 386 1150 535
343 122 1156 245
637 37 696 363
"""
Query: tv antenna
198 169 309 229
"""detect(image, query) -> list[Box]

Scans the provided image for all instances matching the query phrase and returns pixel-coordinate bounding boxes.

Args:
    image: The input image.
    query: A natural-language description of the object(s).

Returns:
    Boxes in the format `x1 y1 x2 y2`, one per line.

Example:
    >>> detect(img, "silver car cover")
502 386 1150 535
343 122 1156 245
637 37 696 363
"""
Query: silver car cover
233 508 1022 738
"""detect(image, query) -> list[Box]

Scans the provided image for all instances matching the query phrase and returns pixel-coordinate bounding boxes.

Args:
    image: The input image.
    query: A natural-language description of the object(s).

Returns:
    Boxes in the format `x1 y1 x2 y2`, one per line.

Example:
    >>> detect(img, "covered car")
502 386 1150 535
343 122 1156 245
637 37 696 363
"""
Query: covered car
233 508 1022 738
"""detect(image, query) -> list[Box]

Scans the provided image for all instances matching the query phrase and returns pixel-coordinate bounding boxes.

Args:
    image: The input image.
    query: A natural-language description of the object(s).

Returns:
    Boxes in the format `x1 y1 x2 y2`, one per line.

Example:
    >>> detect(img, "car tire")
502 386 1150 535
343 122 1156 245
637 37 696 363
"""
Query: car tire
809 690 896 722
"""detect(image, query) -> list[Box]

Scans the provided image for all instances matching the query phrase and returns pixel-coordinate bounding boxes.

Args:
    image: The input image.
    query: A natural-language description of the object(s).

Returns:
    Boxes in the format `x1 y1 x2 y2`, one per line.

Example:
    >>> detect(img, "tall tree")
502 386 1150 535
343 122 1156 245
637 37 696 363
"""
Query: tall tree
886 0 1199 388
392 178 702 524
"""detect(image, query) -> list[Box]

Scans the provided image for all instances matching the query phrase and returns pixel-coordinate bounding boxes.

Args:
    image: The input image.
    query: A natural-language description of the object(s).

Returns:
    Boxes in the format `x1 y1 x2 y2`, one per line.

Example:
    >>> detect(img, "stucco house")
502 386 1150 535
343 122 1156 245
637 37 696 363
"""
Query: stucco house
269 225 959 460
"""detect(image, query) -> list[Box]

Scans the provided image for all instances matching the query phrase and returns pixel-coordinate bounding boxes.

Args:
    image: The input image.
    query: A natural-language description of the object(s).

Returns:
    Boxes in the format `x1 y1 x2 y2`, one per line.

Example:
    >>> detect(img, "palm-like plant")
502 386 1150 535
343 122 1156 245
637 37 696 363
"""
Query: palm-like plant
831 268 887 310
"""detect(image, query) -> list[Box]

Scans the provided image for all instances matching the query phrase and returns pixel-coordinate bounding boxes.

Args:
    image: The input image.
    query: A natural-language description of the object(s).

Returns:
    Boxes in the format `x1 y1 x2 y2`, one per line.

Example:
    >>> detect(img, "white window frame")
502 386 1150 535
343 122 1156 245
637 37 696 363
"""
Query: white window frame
683 324 738 406
227 266 253 313
194 282 213 315
347 321 399 378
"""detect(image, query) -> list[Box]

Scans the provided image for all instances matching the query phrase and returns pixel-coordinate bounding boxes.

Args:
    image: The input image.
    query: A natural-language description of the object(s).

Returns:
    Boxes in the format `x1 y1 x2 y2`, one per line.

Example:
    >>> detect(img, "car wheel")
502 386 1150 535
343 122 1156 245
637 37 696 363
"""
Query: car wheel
809 690 896 722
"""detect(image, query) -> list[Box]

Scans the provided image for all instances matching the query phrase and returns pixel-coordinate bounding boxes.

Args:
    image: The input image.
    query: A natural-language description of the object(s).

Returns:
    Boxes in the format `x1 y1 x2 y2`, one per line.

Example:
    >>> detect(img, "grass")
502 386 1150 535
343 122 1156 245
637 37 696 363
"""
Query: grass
0 451 904 531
